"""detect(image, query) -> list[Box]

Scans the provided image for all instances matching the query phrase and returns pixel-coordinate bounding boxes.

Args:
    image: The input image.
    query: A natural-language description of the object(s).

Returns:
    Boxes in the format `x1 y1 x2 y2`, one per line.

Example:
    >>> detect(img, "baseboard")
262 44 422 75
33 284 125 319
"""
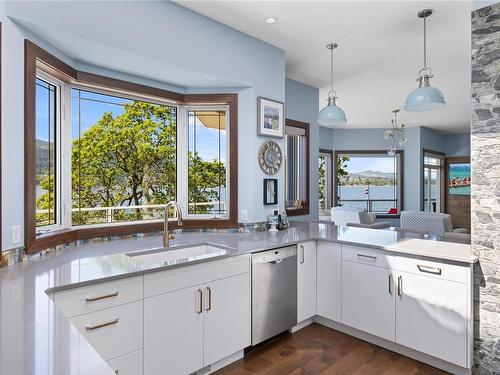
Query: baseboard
202 350 244 374
290 317 314 333
314 316 471 375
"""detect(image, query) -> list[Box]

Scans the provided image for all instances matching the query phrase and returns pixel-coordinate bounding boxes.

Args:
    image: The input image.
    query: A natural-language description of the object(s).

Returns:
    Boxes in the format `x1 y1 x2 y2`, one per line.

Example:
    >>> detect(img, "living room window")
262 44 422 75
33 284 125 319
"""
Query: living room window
318 149 333 211
334 151 404 215
423 149 445 213
25 40 237 252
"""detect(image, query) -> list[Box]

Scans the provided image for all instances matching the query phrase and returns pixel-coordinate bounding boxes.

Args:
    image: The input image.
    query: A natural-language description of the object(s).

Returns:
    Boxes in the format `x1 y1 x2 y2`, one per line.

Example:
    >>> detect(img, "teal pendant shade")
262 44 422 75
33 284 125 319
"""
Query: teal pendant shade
405 85 446 112
317 103 347 126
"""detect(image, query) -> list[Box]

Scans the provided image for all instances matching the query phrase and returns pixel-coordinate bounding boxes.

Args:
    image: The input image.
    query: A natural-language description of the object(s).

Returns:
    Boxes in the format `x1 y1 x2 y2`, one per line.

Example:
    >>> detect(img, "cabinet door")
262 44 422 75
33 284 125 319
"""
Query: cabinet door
144 287 203 375
297 241 317 322
342 260 395 341
317 242 341 322
204 273 251 365
395 271 468 367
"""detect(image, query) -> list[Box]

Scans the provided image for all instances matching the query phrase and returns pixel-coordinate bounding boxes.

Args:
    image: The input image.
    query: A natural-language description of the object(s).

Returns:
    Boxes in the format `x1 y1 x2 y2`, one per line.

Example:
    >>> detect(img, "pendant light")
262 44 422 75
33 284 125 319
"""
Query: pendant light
405 9 446 112
317 43 347 126
385 109 406 156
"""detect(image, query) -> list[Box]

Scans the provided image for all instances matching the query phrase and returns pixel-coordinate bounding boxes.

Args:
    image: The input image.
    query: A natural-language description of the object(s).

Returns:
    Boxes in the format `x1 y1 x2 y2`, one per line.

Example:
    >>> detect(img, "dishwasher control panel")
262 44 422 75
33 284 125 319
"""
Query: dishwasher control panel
251 246 297 264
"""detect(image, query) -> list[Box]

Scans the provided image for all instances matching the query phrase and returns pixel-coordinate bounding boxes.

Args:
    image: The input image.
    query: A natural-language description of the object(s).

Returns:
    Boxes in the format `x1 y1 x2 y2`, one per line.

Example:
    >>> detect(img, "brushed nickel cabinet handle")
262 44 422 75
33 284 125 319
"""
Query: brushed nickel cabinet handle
397 276 402 296
417 264 442 275
388 274 393 294
85 291 119 303
86 318 119 331
206 287 212 311
357 253 377 261
300 245 305 264
197 289 203 314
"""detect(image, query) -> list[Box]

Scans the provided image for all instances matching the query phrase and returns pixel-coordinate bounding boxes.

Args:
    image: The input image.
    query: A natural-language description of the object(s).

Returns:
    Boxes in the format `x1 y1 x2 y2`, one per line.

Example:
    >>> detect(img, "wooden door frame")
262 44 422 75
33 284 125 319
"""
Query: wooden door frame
444 156 470 213
421 149 445 213
319 149 334 210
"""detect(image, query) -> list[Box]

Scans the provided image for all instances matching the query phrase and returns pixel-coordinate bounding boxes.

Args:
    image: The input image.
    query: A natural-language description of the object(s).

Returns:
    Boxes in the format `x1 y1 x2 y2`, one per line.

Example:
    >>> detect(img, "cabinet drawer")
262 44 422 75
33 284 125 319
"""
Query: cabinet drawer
107 349 143 375
55 276 143 318
395 256 468 283
144 254 250 298
342 244 395 269
71 301 143 361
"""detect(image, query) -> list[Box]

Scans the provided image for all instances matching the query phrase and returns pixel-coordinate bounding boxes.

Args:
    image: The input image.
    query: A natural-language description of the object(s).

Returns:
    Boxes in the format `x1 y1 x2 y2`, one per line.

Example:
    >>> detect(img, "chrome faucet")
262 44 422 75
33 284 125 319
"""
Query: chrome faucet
163 201 183 247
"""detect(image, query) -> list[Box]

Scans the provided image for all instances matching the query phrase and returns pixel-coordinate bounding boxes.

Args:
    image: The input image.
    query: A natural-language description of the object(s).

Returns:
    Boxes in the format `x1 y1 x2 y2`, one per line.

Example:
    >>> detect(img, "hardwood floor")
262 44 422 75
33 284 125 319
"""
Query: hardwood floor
214 323 449 375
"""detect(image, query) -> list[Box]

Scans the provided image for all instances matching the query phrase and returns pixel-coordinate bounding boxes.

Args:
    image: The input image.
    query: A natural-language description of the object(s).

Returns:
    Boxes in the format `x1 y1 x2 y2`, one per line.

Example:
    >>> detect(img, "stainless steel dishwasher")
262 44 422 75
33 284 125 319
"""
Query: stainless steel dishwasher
251 246 297 345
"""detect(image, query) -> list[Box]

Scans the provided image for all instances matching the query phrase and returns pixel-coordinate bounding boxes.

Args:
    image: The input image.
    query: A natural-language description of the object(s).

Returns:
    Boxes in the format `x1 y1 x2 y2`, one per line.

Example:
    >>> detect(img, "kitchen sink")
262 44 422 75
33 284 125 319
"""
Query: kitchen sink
126 243 230 266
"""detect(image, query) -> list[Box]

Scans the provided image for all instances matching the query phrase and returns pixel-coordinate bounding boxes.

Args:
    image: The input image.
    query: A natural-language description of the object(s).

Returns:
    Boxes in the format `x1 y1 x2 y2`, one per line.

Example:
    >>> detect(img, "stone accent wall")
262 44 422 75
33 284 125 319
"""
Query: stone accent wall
471 3 500 374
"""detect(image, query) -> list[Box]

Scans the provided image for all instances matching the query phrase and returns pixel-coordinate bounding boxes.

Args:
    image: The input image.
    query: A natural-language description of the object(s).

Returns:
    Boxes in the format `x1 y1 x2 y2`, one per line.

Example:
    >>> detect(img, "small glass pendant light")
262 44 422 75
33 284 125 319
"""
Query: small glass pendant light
317 43 347 126
386 109 406 156
405 9 446 112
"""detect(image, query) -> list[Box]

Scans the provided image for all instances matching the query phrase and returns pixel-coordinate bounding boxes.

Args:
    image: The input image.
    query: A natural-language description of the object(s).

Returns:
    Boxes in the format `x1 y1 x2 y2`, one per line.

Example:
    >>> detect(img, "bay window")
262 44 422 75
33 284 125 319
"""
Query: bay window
26 40 237 252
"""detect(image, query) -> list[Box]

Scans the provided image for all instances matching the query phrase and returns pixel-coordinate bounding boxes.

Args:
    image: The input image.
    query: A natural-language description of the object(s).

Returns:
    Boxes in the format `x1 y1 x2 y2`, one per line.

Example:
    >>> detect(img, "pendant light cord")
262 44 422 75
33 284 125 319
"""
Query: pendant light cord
330 46 334 93
423 16 427 70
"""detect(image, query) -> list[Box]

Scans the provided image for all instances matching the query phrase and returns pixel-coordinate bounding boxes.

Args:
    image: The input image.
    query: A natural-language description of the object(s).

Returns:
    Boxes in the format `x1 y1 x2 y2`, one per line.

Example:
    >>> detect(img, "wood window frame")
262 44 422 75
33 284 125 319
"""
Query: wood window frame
334 150 405 218
319 148 334 210
284 118 310 217
25 40 238 253
421 148 445 213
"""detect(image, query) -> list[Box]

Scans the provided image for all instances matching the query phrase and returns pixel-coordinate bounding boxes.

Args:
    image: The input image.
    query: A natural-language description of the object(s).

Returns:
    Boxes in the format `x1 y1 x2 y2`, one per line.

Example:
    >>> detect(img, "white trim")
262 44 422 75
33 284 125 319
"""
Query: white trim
182 105 230 219
35 71 64 233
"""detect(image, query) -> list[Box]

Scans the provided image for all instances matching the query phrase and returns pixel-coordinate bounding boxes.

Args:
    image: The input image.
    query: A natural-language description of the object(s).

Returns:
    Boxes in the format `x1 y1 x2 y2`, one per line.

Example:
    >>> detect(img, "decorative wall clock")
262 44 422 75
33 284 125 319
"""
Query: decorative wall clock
258 141 282 175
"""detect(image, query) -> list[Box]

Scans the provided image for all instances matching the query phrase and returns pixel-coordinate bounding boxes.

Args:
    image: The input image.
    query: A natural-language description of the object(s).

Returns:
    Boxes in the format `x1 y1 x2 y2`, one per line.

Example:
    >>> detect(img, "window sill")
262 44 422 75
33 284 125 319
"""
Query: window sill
30 218 238 253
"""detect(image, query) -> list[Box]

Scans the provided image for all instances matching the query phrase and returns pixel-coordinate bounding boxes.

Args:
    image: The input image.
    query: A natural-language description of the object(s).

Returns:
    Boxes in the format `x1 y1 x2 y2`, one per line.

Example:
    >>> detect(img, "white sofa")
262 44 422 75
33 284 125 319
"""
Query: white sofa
330 207 391 229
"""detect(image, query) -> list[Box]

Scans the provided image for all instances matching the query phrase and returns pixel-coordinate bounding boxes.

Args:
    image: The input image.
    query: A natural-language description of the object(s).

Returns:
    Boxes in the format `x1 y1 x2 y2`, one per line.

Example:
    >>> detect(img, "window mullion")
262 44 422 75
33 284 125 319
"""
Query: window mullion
177 106 188 215
60 84 72 228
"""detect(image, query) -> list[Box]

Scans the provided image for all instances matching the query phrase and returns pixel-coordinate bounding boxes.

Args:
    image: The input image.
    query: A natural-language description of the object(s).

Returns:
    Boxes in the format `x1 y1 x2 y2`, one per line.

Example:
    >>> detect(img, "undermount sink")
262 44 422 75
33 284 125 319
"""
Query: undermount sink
126 244 230 266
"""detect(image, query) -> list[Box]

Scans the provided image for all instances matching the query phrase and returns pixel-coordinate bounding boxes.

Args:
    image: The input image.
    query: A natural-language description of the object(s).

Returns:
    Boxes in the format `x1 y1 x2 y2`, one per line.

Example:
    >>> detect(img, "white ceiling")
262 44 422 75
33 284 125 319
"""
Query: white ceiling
178 1 472 133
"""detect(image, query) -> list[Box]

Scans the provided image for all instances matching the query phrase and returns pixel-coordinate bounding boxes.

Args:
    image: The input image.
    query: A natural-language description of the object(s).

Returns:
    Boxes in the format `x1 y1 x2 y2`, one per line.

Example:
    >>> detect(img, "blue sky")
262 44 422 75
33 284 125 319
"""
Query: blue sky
344 156 396 174
36 83 225 162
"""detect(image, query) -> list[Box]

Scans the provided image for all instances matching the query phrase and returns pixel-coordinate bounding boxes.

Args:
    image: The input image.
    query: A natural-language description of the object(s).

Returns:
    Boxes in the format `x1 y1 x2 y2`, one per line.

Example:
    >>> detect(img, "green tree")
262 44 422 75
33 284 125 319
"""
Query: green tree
188 152 226 214
318 156 326 210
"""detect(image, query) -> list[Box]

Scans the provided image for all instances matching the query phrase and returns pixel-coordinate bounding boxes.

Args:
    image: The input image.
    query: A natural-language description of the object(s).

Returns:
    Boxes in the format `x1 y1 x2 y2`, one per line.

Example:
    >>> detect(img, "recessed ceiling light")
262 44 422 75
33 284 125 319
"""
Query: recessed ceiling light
265 17 277 24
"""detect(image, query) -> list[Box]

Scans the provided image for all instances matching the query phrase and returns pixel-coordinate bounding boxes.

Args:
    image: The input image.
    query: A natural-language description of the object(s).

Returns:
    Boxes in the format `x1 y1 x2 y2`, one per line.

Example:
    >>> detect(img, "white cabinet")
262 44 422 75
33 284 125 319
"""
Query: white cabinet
107 349 143 375
316 242 341 322
395 270 468 367
70 300 143 361
144 286 204 375
297 241 317 322
204 273 251 365
341 260 395 341
144 271 250 375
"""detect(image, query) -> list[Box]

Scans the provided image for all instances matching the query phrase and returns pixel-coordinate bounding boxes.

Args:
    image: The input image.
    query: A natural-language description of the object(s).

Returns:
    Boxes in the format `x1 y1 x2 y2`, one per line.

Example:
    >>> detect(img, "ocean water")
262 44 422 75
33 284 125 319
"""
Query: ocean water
337 186 398 213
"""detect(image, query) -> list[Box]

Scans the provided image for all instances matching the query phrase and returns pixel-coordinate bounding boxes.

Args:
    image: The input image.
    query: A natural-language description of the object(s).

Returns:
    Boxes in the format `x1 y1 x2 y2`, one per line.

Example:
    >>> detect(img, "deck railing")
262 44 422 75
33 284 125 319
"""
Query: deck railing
36 201 226 227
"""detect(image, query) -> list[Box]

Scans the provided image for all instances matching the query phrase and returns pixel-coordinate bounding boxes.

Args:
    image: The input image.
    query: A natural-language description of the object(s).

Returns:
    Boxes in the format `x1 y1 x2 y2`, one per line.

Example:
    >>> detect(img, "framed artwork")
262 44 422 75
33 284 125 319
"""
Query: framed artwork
257 97 284 138
448 162 471 195
263 179 278 205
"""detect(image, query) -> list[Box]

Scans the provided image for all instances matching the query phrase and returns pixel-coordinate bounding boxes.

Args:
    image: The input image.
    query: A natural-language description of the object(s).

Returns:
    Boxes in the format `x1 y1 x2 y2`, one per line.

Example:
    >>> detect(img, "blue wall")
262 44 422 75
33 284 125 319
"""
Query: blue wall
1 1 286 250
445 133 471 157
318 126 470 215
285 79 320 221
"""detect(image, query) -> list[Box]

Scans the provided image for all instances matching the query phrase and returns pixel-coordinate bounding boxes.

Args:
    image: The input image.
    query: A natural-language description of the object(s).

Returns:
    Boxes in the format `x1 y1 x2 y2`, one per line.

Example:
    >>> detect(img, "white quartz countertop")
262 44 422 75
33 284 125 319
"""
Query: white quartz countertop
0 222 477 375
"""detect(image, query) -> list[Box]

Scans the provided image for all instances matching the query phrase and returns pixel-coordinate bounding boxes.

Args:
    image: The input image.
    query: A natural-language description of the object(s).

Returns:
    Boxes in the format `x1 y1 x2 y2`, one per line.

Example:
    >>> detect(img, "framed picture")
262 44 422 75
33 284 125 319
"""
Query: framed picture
263 179 278 205
257 97 284 138
448 162 471 195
